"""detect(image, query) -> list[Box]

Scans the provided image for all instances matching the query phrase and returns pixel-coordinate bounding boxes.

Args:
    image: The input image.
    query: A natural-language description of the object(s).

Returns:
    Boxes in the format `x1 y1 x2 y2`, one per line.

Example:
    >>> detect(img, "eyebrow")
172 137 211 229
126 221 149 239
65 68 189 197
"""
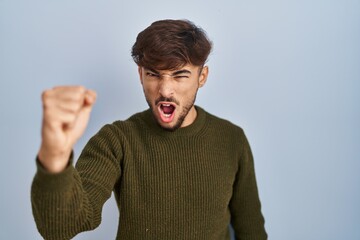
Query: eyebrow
145 68 191 76
145 68 160 74
172 70 191 75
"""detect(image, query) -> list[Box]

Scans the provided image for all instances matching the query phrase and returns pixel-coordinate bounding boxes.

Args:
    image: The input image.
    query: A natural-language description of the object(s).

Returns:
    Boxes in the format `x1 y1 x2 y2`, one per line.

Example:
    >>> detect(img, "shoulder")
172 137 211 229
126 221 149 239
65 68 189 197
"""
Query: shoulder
196 107 250 151
95 109 150 138
201 107 246 137
200 107 251 159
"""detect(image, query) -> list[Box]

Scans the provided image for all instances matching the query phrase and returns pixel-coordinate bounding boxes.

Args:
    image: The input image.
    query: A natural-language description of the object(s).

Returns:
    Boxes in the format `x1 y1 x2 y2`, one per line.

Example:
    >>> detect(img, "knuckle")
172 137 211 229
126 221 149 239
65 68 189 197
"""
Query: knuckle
73 87 86 100
41 91 52 108
74 93 84 102
41 89 51 100
73 86 86 96
75 85 86 92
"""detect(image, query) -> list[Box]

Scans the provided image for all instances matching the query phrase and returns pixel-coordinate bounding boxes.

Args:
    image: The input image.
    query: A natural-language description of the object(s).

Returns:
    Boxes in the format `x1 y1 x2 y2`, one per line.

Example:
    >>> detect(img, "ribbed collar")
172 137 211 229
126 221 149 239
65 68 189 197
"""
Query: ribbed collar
141 105 207 137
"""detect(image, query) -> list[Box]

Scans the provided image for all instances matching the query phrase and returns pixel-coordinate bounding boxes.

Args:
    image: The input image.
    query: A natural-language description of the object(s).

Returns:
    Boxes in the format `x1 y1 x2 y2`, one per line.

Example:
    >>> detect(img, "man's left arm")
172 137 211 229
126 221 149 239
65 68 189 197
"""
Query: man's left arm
229 130 267 240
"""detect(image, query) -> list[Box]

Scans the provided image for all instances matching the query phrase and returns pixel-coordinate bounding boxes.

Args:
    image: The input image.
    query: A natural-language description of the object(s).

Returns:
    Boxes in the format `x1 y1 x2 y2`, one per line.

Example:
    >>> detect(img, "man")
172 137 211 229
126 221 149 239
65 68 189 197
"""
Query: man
31 19 267 239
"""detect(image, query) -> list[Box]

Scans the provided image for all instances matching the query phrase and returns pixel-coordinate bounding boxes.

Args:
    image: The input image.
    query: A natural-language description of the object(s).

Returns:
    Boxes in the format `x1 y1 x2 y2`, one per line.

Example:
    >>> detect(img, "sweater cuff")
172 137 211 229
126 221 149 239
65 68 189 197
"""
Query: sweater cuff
33 152 75 192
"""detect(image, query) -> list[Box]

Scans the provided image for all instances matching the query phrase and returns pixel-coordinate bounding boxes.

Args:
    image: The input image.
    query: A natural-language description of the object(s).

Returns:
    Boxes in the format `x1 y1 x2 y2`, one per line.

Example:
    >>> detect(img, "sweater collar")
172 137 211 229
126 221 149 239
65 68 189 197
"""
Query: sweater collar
142 105 207 137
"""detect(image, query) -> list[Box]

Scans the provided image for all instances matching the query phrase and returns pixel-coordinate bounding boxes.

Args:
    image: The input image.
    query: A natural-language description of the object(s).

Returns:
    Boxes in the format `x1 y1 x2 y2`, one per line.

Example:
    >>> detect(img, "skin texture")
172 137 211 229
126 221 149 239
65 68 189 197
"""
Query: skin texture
139 64 208 131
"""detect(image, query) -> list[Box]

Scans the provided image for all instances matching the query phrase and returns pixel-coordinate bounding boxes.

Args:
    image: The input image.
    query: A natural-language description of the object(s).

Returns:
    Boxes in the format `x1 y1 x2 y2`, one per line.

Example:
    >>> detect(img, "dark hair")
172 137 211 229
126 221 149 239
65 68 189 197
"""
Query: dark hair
131 19 212 70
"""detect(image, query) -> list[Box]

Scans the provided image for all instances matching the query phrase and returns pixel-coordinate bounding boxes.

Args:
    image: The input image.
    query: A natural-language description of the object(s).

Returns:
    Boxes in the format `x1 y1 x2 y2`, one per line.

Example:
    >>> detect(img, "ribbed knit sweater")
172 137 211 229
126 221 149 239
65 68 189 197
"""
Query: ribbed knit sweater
31 106 267 240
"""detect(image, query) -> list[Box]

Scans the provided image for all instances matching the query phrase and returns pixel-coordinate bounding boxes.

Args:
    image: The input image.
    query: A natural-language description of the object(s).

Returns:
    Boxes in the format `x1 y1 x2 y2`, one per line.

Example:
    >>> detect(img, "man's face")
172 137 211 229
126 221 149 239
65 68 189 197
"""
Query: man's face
139 64 208 131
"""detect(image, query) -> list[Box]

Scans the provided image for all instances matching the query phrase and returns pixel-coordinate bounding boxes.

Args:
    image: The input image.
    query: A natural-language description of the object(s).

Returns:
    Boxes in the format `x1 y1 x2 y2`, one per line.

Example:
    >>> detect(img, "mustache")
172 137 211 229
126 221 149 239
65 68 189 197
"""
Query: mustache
155 96 180 105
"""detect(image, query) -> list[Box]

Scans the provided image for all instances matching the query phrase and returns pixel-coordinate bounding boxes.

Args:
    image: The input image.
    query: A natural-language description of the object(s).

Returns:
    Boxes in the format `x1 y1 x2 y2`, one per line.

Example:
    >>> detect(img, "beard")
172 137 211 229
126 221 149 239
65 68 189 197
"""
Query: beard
145 92 198 132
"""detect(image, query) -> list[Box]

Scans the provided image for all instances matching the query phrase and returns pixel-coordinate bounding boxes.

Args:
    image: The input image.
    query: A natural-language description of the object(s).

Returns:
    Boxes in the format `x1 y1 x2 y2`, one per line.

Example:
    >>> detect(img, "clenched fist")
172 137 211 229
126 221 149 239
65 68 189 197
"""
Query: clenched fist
38 86 97 173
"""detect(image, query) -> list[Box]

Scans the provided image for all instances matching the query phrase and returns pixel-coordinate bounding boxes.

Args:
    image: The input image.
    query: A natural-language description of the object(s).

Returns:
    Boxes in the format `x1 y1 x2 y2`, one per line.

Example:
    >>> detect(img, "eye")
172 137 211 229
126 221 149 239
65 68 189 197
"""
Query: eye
174 75 189 80
146 72 159 78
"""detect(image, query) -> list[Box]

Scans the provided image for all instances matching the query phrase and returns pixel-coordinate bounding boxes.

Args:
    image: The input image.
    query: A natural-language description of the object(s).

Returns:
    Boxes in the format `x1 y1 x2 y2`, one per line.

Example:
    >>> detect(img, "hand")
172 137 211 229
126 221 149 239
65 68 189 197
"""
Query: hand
38 86 97 173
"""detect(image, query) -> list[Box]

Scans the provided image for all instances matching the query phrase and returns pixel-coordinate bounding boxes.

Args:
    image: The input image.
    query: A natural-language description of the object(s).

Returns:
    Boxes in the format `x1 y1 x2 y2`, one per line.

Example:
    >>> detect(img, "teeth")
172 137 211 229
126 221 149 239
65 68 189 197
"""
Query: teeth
159 103 174 119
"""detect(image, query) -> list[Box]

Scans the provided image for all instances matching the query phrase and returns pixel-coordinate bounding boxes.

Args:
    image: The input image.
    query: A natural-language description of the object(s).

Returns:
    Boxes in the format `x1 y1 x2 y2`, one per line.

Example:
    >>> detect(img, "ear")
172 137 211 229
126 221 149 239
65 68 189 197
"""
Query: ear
138 66 144 85
198 66 209 88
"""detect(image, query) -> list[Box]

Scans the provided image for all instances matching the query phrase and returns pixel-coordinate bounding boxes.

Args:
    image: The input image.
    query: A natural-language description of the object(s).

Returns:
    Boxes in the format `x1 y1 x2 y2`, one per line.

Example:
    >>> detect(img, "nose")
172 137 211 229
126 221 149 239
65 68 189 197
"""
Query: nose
158 75 174 97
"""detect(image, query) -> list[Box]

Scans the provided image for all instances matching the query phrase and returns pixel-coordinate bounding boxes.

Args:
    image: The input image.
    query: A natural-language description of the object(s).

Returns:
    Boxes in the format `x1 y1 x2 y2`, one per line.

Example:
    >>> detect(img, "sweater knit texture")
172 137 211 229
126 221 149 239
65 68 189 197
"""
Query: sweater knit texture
31 106 267 240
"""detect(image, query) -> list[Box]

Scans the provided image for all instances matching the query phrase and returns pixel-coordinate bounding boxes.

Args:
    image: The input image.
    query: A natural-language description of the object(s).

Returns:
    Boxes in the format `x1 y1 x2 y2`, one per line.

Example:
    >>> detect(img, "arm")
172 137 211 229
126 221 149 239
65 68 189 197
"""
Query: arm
31 124 122 239
31 86 121 239
229 130 267 240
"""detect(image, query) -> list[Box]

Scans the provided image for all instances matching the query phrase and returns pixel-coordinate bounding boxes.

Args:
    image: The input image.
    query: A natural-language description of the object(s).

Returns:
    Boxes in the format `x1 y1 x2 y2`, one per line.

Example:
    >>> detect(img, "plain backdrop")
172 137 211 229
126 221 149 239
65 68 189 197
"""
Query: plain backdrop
1 0 359 239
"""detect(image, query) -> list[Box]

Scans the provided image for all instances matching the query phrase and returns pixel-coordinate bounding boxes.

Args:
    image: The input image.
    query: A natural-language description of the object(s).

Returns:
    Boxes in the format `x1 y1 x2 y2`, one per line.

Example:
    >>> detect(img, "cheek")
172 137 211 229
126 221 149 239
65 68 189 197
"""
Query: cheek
181 82 199 95
177 86 198 103
143 83 158 95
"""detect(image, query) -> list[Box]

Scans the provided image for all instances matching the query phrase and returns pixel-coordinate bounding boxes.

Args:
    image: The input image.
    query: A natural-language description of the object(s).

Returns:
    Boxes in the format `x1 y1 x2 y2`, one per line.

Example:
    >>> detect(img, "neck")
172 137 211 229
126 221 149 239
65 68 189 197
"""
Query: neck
180 105 197 128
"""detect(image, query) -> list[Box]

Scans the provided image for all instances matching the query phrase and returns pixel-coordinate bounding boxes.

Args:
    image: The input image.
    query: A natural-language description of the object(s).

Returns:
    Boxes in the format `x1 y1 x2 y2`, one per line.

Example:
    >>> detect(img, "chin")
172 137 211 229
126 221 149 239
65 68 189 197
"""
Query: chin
156 117 183 132
157 121 180 132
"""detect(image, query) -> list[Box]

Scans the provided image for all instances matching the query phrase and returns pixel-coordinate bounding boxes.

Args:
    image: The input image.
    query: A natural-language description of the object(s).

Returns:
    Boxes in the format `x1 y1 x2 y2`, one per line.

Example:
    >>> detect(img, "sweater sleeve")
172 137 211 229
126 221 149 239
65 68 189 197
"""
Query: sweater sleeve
31 124 122 240
229 130 267 240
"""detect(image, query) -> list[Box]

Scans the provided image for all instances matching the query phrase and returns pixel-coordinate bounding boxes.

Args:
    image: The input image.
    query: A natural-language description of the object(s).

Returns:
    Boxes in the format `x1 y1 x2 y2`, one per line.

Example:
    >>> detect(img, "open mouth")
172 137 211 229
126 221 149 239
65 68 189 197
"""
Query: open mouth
158 102 176 123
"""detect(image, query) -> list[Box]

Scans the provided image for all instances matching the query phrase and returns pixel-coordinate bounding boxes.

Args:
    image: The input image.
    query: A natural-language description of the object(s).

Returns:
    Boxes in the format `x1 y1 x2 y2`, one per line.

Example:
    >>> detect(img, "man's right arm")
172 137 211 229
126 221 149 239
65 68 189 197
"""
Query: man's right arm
31 86 121 239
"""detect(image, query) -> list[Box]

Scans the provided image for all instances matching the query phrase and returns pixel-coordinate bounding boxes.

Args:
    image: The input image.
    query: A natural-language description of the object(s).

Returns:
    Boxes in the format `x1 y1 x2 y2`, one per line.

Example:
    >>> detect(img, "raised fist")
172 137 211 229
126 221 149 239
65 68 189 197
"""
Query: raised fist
38 86 97 173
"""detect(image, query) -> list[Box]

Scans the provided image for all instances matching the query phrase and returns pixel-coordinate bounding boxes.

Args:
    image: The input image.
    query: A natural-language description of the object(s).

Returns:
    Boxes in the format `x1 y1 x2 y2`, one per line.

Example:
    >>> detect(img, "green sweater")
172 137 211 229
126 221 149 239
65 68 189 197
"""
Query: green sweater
31 106 267 240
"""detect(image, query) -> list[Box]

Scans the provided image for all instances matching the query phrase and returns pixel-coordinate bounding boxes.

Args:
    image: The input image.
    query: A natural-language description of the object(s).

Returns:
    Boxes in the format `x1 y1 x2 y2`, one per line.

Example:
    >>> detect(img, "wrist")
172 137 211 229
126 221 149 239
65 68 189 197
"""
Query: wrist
37 148 72 173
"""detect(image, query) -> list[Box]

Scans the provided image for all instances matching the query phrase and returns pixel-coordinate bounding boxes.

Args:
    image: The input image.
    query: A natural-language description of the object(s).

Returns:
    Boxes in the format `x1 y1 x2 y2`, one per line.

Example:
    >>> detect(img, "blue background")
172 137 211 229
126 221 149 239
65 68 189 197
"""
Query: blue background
1 0 359 239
